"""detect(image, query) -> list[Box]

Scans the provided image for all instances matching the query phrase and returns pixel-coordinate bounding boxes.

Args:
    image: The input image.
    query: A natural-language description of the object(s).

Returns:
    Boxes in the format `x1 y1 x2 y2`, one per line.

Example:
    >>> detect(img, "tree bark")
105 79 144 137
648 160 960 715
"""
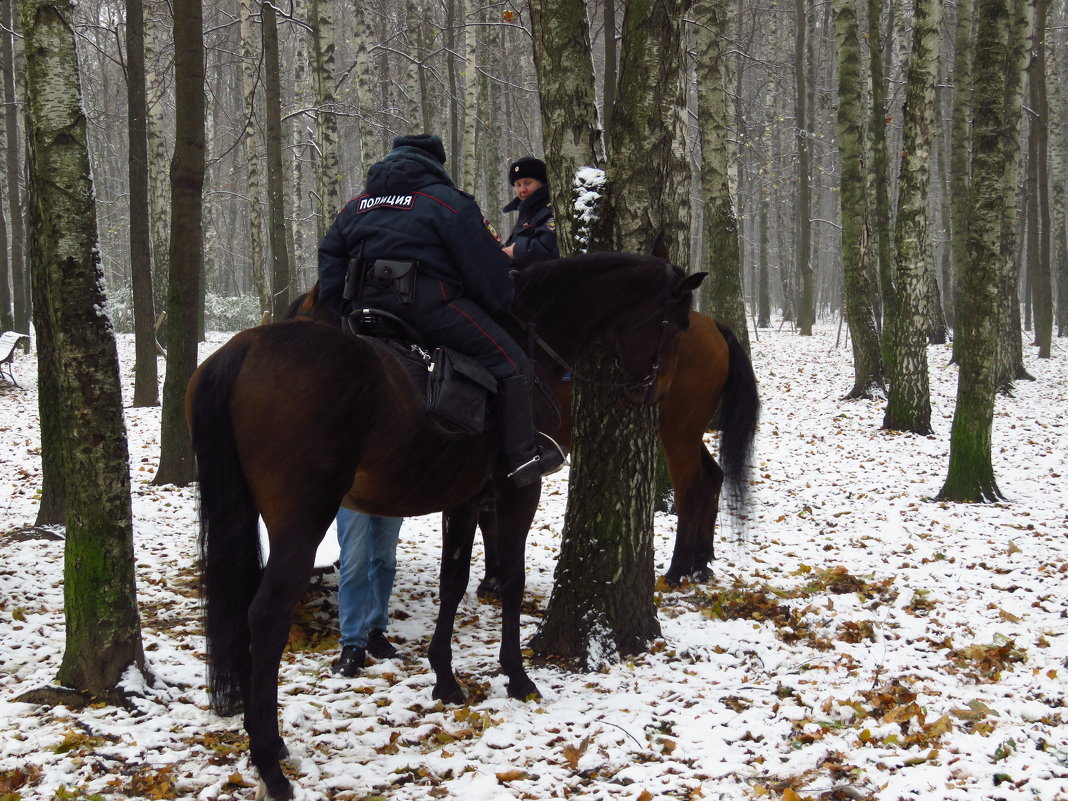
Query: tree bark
529 349 661 664
127 0 159 407
949 0 975 353
312 0 340 237
794 0 814 334
528 0 604 256
1053 0 1068 338
21 0 144 698
1027 0 1052 357
994 0 1033 389
834 0 883 398
694 0 749 353
240 0 267 314
939 0 1010 503
2 0 29 335
262 2 291 320
867 0 893 339
145 1 172 314
529 0 693 665
882 0 941 435
153 0 205 487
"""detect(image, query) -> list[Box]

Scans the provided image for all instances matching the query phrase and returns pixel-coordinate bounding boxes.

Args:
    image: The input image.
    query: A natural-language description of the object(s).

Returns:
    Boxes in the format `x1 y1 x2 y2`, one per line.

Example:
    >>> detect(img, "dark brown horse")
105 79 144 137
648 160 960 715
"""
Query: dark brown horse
188 252 704 800
290 296 759 588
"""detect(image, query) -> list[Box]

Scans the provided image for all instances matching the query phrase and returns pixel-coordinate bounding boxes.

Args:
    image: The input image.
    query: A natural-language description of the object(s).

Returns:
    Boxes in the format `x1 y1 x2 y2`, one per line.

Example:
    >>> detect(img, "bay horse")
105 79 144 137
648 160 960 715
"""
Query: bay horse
189 252 704 800
290 293 759 588
479 309 758 591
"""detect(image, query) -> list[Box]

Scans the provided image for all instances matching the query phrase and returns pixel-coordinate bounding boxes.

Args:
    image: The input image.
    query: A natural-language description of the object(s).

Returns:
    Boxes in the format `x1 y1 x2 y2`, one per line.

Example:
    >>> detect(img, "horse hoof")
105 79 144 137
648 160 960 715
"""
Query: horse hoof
255 777 295 801
507 676 540 702
432 682 466 705
692 566 712 583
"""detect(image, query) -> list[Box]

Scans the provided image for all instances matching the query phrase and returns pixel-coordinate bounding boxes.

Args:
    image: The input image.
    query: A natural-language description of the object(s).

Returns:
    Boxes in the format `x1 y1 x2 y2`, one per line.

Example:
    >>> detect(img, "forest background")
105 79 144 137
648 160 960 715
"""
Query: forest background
1 0 1066 349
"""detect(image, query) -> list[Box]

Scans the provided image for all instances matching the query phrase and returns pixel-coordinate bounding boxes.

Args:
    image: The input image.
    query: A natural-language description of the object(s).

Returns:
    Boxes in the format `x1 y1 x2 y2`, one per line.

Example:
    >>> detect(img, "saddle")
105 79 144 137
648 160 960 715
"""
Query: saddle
343 307 497 436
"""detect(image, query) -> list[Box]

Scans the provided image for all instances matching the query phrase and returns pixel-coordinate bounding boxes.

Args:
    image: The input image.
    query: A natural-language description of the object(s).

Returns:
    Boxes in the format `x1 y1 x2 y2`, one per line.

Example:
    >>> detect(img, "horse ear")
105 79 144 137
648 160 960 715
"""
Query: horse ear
651 231 669 261
675 271 707 295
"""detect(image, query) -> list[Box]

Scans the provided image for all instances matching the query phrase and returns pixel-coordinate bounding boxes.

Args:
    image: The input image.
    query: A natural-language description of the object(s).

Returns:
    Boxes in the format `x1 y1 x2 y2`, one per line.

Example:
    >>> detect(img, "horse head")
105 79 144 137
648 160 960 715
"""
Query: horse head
514 252 706 405
606 263 706 404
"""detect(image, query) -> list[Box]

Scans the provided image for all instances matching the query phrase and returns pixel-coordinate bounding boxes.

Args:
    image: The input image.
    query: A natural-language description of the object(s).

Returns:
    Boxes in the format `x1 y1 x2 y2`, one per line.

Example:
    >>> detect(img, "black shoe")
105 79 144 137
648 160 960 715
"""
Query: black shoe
333 645 365 677
366 629 399 659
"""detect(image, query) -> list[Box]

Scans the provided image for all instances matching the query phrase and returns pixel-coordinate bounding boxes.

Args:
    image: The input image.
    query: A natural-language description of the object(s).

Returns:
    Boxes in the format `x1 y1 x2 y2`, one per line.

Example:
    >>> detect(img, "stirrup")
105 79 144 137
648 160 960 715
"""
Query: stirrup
507 434 567 486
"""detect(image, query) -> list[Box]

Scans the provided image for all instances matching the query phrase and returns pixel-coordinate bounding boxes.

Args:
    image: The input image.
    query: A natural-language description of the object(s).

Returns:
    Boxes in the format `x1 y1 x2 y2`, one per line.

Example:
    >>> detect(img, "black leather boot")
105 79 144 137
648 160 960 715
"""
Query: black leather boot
367 629 399 659
498 375 566 486
333 645 365 677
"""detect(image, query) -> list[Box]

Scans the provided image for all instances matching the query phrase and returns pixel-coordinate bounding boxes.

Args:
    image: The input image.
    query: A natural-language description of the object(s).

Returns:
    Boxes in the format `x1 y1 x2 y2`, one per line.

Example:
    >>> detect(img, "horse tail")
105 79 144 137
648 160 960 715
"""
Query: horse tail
715 322 759 520
189 338 261 716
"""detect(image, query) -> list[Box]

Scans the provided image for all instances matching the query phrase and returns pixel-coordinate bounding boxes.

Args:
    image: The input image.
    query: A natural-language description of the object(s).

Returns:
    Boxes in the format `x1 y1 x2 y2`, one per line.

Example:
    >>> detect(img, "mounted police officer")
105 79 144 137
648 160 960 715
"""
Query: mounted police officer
501 156 558 266
317 134 563 487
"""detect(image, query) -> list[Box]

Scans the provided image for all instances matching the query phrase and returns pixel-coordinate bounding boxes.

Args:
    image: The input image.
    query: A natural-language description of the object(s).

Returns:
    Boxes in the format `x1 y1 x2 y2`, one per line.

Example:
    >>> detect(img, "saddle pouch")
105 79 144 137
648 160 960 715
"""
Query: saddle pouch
426 347 498 435
369 259 418 305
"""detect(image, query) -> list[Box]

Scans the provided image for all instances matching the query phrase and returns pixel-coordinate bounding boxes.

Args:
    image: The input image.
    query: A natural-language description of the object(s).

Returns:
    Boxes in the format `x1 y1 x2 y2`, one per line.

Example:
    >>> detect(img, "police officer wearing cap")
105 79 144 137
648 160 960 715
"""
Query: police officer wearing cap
502 156 558 266
317 134 564 487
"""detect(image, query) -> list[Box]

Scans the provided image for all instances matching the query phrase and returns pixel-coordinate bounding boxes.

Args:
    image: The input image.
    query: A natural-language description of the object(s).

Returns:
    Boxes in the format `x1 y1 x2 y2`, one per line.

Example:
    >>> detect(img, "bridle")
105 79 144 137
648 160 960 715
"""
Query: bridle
525 262 683 402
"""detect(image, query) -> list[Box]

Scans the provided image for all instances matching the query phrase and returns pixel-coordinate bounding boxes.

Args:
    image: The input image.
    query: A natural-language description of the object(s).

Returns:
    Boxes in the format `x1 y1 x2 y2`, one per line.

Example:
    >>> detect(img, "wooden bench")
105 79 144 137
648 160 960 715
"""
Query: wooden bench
0 331 30 387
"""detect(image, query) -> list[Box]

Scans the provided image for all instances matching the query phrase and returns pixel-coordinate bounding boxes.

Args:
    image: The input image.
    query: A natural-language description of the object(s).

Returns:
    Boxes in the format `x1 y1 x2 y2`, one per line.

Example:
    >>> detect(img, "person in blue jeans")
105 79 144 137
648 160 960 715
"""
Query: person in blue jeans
332 508 403 677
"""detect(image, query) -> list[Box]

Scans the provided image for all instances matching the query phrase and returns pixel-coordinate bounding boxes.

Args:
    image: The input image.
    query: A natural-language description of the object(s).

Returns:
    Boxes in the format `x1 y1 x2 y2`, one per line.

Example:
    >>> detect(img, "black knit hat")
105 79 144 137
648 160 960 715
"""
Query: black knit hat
508 156 547 185
392 134 447 164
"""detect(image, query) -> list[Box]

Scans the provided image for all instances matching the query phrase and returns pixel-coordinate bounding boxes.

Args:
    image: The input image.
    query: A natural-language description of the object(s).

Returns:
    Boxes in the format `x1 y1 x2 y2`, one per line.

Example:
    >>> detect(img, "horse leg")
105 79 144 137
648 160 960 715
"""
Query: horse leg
476 503 500 599
429 503 480 703
493 482 540 700
243 534 319 801
689 448 724 581
664 440 723 585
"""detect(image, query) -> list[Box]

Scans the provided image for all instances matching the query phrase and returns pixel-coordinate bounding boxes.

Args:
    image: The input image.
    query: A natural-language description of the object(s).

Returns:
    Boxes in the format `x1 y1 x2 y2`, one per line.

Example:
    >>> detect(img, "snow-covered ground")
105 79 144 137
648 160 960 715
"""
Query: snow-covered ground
0 324 1065 801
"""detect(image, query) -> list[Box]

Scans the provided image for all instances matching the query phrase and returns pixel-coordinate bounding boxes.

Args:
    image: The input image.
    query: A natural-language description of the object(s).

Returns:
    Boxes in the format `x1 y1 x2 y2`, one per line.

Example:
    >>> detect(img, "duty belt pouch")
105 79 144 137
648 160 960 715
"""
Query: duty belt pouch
343 242 366 301
371 259 418 305
425 347 498 435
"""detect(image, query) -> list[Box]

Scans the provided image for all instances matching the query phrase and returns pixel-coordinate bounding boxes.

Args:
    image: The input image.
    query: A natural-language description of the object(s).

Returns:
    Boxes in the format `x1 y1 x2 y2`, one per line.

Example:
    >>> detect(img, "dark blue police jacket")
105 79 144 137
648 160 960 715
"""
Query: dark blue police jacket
318 147 514 317
503 183 558 266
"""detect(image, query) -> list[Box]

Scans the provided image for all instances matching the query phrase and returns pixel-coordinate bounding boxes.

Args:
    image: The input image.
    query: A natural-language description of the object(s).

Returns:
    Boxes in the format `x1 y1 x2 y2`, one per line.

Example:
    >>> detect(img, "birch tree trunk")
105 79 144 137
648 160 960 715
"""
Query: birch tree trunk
154 0 205 487
20 0 144 700
290 0 311 288
795 0 814 334
312 0 341 237
461 0 478 193
1053 0 1068 337
694 0 749 352
528 0 604 256
2 0 28 336
883 0 941 434
353 0 379 177
994 0 1032 388
127 0 159 407
939 0 1010 502
868 0 893 335
835 0 883 398
949 0 975 351
530 0 691 664
145 1 172 312
263 1 291 319
240 0 267 312
1028 0 1053 357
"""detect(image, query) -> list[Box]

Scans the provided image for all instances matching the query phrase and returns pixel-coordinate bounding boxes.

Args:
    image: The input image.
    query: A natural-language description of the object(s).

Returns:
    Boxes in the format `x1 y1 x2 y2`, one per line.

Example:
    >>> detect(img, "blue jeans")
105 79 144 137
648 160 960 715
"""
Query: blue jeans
336 508 402 649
